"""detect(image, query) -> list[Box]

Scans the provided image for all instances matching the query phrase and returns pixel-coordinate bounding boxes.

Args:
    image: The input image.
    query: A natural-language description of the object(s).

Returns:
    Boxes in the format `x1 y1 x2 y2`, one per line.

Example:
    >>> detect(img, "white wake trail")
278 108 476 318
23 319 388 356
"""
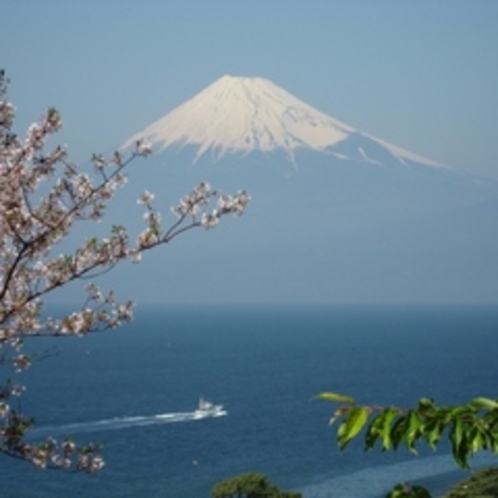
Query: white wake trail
31 409 227 437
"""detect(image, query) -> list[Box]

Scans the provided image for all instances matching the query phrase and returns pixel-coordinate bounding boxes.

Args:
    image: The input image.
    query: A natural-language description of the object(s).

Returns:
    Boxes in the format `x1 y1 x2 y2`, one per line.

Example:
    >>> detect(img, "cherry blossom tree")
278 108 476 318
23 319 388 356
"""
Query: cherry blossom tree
0 70 250 471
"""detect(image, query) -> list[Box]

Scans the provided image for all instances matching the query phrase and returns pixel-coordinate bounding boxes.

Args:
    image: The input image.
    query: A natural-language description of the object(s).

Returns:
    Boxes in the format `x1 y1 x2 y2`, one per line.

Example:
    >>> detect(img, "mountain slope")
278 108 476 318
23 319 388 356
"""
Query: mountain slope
121 75 441 168
113 75 498 305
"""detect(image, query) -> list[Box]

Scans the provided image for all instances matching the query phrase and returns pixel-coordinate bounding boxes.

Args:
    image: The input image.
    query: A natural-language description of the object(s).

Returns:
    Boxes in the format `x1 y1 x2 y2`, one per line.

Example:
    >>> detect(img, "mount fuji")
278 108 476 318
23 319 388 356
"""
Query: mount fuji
117 75 498 305
122 74 442 170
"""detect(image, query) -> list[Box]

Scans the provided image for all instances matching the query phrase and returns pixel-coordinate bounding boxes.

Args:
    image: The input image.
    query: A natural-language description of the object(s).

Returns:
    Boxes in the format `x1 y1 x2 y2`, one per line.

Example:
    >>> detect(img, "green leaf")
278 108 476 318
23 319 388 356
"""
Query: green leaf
365 408 400 452
315 392 355 405
449 416 470 468
380 408 399 451
469 425 485 453
365 412 383 450
417 398 435 412
338 406 370 451
404 411 423 454
469 397 498 411
390 414 410 450
450 415 464 450
424 417 444 450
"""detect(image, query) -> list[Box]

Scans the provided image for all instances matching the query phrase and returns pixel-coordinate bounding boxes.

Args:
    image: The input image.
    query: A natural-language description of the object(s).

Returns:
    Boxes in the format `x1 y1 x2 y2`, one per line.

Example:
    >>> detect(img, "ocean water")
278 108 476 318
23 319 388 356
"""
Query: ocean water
2 304 498 497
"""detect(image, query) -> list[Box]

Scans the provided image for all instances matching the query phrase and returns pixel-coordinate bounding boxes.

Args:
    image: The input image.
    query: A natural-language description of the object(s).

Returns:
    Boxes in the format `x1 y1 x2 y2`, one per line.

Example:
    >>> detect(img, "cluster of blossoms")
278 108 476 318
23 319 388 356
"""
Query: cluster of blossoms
170 181 250 230
0 71 249 471
13 436 103 472
136 181 251 248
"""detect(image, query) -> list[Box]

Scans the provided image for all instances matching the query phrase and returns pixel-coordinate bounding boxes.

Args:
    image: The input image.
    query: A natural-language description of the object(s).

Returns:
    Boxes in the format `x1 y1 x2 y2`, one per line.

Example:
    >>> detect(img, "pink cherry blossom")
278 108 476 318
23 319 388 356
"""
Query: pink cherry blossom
0 71 249 472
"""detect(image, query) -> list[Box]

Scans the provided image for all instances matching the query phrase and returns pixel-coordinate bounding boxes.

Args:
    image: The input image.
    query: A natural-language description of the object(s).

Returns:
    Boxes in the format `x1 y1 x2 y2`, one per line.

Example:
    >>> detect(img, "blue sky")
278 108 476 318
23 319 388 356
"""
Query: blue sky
3 0 498 179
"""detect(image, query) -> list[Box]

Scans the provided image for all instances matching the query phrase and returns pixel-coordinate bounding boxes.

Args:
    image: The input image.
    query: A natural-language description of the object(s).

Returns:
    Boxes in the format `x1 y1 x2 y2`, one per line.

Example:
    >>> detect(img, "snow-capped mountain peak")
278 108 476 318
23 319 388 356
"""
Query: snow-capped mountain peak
121 74 441 168
123 75 355 161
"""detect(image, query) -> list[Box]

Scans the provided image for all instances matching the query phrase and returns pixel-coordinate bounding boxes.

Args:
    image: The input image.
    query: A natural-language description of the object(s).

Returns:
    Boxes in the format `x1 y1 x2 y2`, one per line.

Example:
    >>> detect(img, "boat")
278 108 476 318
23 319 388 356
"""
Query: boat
194 397 225 417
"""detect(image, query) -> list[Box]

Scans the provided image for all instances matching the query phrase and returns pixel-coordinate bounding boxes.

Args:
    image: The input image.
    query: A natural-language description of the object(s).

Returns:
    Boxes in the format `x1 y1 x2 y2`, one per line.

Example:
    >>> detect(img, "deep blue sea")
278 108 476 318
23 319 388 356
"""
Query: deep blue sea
2 304 498 497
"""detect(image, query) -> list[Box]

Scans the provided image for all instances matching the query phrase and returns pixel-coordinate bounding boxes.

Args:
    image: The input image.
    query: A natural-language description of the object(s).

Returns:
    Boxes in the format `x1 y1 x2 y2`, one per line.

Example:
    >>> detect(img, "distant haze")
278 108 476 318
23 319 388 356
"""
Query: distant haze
82 75 498 306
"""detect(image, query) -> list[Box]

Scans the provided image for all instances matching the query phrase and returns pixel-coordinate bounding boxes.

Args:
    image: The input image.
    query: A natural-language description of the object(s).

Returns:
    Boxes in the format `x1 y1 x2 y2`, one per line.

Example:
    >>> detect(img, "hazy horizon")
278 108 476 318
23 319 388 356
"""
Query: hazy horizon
4 1 498 306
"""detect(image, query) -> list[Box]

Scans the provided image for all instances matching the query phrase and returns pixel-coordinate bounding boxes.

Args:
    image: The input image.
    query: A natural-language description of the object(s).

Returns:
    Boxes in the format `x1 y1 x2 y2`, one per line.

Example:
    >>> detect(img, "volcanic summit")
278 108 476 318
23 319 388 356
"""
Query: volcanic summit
122 75 441 168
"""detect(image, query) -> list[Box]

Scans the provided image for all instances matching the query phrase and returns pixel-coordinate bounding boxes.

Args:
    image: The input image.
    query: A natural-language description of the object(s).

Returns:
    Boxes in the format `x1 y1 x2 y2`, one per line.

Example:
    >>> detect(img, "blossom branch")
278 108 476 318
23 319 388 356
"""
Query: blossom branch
0 71 249 471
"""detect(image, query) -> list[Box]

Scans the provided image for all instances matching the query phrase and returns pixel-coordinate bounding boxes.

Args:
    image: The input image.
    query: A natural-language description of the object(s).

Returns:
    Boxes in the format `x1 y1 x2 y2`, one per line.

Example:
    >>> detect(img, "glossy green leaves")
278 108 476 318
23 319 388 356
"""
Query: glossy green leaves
319 392 498 470
315 392 355 404
337 406 371 451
